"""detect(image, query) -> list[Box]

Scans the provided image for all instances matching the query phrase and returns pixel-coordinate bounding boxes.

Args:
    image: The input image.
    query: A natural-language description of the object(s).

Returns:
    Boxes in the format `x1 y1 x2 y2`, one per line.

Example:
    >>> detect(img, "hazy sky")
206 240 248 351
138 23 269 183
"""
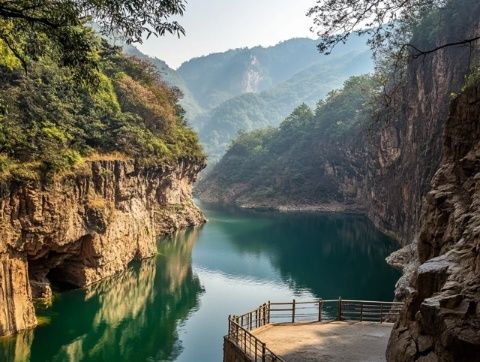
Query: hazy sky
137 0 316 69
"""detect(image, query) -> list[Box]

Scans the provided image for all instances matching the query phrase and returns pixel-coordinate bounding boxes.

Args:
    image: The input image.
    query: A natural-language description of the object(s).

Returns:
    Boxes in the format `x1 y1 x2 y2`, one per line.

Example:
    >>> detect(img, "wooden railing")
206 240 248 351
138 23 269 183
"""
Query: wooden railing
226 298 403 361
227 317 284 362
267 298 403 324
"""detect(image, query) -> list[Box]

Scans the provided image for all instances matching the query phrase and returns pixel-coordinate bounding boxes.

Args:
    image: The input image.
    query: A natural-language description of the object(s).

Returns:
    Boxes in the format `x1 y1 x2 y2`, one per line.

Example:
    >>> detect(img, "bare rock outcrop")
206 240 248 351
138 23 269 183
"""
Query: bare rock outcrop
387 84 480 361
0 157 205 336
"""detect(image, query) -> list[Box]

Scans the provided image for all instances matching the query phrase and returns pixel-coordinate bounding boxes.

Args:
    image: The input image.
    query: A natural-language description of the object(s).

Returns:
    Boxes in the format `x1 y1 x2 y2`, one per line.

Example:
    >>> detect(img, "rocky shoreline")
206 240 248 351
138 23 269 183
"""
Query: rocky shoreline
236 201 364 213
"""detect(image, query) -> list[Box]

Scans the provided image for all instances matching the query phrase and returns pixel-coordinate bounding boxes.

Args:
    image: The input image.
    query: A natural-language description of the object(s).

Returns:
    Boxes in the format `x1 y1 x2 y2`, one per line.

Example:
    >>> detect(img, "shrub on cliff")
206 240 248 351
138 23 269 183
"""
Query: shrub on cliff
0 35 204 179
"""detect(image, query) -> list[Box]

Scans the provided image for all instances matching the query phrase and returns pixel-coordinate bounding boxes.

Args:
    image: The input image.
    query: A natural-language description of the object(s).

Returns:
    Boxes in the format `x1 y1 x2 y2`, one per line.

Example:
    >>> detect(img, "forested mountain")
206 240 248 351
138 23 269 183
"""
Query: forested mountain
196 49 372 159
121 36 372 161
177 36 368 110
196 74 377 204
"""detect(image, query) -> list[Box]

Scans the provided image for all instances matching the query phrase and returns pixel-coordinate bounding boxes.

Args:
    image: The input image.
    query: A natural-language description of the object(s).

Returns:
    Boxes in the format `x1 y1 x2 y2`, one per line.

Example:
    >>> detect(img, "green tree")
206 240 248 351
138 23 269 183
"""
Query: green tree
0 0 186 80
308 0 480 58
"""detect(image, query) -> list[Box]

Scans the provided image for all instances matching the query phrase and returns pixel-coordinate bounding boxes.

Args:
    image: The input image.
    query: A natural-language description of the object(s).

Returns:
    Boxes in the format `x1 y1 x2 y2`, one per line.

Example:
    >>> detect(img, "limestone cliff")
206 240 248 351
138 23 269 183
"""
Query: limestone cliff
387 83 480 361
0 157 205 337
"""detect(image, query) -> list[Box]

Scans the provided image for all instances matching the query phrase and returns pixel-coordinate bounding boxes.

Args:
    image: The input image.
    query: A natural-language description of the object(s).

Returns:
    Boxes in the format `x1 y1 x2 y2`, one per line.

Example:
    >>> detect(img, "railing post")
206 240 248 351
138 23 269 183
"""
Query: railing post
267 301 271 324
264 303 267 326
337 297 342 321
292 299 296 323
318 299 323 322
360 302 363 322
262 304 266 326
244 326 247 352
262 342 266 362
380 304 383 323
236 320 239 342
228 315 231 337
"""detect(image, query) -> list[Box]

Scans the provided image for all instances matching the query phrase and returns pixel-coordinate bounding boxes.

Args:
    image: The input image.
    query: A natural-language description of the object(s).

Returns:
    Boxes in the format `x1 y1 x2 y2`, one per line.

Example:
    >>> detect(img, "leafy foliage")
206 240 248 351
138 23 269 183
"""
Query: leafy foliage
0 37 204 180
123 45 204 120
0 0 186 83
308 0 444 56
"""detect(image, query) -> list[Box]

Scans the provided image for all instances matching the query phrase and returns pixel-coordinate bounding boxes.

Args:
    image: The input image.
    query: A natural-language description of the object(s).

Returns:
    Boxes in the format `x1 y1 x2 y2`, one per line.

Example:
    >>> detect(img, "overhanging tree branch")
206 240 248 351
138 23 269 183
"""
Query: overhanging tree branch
406 36 480 58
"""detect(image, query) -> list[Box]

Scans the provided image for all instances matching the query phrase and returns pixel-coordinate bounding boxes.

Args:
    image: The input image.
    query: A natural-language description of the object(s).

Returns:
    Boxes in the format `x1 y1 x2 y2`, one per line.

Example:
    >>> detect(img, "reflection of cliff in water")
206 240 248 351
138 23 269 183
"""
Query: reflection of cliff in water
0 330 34 362
212 207 400 300
1 228 203 362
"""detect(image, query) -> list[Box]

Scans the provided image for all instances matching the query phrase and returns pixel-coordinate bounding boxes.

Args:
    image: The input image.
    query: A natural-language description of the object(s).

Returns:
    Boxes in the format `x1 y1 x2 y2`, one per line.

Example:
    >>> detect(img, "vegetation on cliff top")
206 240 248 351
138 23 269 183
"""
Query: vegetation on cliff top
0 38 204 182
0 2 204 182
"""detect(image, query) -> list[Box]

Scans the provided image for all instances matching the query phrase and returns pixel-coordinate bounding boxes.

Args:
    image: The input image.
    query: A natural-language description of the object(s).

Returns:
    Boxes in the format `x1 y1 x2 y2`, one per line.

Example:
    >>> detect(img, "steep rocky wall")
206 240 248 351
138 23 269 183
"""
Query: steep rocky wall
363 38 476 243
0 157 205 337
387 83 480 361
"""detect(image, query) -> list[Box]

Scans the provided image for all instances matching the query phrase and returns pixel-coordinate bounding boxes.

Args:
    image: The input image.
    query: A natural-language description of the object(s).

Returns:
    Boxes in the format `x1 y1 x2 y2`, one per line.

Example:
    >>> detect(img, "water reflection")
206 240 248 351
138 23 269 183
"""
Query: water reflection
1 228 203 362
196 204 400 300
0 205 400 362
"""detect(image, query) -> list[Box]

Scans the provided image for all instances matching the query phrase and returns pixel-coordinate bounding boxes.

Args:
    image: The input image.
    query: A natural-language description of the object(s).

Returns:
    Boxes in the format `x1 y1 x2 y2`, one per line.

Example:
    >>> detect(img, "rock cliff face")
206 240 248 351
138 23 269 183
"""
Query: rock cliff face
0 157 205 336
387 83 480 361
362 33 477 243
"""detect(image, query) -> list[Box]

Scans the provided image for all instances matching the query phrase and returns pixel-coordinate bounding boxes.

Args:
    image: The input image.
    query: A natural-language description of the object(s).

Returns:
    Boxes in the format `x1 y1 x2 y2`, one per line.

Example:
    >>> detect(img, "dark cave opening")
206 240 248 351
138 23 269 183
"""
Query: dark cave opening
27 235 93 295
45 266 80 291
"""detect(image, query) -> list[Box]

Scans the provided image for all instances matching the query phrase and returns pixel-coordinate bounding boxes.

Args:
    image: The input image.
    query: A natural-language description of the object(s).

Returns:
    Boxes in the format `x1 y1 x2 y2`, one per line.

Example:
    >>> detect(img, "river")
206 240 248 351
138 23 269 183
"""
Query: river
0 202 400 362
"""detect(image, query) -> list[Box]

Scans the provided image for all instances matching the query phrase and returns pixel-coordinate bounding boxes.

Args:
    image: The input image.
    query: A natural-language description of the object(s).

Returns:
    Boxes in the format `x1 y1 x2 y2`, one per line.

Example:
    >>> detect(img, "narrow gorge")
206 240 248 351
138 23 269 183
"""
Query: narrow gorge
1 1 480 361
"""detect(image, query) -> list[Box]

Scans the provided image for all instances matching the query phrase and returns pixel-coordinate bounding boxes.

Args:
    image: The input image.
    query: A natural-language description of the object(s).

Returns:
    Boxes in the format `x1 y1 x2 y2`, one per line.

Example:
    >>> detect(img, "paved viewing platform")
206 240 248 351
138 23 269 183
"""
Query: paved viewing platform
224 298 402 362
252 321 393 361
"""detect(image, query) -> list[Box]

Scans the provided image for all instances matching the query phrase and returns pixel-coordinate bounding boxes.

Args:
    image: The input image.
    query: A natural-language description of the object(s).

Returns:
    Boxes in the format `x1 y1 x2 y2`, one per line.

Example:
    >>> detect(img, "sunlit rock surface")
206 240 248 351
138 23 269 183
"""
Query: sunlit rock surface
0 158 205 336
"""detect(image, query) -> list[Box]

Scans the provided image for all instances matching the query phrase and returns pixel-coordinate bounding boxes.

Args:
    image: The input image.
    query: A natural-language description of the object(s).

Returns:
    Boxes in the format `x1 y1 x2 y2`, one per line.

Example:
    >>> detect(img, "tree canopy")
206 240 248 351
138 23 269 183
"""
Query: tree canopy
308 0 479 58
0 0 186 80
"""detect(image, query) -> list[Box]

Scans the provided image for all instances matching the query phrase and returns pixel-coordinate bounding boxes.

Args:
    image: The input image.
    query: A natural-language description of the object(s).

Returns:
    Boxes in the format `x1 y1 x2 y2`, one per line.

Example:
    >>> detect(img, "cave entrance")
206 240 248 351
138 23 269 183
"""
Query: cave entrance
46 264 80 291
27 235 92 296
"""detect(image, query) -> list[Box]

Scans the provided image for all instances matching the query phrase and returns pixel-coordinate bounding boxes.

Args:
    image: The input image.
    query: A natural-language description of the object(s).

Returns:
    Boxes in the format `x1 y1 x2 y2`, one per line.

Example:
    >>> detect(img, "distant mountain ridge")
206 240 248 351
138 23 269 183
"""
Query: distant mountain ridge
197 49 373 160
177 36 370 111
125 35 373 161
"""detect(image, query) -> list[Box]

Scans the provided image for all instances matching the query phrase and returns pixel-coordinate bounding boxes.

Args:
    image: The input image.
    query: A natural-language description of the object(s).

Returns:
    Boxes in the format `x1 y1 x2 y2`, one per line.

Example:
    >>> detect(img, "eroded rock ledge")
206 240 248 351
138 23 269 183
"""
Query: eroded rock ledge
387 84 480 361
0 157 205 336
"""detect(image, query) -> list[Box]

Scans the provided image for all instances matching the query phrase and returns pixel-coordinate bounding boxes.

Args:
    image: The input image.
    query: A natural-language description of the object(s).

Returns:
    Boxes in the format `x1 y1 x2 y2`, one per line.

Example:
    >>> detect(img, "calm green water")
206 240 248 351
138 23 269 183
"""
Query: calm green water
1 203 400 362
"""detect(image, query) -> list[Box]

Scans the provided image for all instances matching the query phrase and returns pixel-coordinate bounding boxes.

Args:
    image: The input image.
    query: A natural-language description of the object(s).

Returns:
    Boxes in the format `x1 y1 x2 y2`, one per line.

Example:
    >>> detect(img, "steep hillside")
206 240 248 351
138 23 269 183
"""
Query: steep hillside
387 81 480 362
196 75 376 206
178 36 369 110
123 45 204 120
197 50 373 160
